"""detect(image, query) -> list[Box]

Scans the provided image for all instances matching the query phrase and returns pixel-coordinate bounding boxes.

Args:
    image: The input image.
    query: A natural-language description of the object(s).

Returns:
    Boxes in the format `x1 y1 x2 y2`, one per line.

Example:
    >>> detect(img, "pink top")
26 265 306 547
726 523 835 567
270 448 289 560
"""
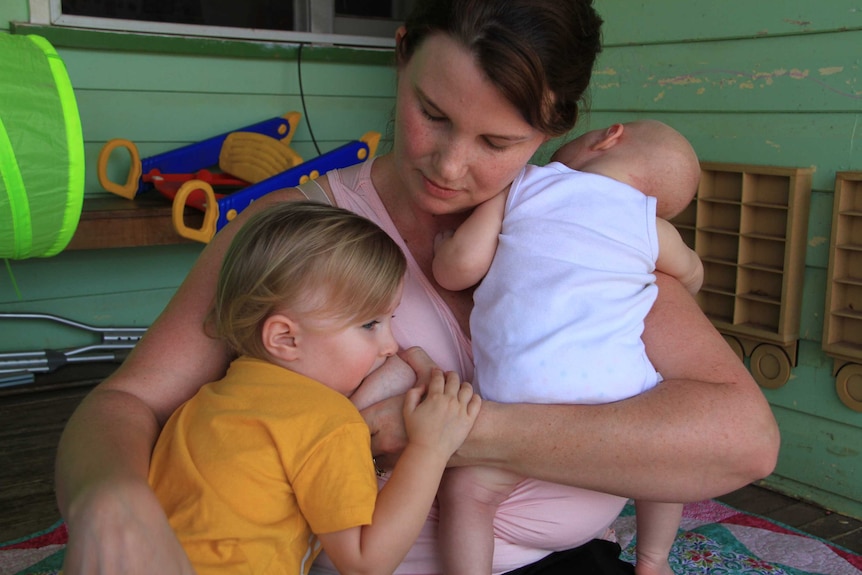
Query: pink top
328 160 474 382
313 159 626 575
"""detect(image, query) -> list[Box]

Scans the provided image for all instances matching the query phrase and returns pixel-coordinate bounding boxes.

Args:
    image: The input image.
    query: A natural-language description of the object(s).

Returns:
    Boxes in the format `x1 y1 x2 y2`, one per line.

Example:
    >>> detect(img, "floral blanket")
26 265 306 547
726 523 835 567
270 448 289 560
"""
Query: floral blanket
612 499 862 574
2 499 860 574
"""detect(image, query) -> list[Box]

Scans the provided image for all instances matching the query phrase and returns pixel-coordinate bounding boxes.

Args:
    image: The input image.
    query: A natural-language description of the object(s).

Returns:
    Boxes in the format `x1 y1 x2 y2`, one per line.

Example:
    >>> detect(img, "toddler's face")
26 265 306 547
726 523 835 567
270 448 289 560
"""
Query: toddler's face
292 284 403 397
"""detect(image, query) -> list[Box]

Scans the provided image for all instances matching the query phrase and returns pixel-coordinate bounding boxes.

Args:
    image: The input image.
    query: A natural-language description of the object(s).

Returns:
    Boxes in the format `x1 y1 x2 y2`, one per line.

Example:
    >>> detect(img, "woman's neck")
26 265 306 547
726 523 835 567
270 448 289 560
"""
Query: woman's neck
371 155 475 336
372 155 468 243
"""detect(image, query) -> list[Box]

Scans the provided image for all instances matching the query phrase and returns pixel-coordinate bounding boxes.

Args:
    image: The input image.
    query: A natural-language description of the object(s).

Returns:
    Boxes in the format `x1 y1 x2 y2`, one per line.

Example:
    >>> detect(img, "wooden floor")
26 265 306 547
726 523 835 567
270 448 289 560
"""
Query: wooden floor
1 365 861 556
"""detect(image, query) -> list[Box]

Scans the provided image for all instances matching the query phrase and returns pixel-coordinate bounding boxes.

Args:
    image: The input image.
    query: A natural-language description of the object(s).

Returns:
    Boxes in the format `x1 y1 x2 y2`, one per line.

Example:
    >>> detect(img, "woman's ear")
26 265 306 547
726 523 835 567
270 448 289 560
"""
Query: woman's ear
395 25 407 45
394 25 408 62
591 123 625 151
262 313 300 362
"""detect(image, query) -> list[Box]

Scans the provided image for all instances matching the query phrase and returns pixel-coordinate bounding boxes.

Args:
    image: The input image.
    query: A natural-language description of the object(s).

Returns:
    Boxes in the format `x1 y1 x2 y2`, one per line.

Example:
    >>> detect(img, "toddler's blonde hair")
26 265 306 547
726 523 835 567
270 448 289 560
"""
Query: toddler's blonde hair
211 201 407 359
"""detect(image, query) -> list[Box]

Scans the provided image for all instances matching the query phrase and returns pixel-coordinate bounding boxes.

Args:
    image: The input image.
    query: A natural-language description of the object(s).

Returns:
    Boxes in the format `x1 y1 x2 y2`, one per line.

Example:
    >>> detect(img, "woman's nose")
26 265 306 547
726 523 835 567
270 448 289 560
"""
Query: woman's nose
433 138 469 182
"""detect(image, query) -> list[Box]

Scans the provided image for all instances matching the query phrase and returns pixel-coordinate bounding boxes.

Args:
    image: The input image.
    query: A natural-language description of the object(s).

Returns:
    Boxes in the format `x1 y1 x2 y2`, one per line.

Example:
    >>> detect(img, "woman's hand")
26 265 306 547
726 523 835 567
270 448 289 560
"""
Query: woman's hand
62 478 195 575
362 347 440 469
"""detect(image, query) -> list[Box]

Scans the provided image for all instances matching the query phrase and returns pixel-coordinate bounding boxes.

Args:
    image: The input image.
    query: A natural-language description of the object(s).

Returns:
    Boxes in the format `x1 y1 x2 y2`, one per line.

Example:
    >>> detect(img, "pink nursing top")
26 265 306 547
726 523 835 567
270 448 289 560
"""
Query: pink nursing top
328 160 474 382
312 159 625 575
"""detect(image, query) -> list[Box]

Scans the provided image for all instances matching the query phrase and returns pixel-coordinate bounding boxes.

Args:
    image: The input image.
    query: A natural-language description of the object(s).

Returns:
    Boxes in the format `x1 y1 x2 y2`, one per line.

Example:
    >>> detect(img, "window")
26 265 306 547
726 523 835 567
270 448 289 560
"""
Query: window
30 0 418 47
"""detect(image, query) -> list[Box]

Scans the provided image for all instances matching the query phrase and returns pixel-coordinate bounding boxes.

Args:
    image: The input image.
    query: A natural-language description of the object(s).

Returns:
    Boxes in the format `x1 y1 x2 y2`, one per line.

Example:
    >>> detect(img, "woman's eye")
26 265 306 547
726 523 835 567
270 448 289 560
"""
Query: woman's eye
484 138 508 151
421 106 446 122
362 320 381 330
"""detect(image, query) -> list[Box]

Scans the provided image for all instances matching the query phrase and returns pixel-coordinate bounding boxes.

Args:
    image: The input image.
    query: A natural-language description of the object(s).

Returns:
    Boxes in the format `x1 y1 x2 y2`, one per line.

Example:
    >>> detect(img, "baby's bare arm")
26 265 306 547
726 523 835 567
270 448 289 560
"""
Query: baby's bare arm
432 191 507 291
655 218 703 294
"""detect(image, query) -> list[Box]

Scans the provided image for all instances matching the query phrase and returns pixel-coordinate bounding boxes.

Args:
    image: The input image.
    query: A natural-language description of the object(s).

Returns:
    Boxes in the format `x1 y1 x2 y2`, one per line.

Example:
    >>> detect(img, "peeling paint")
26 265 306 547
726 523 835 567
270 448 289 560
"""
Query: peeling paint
658 75 703 87
766 140 781 150
653 91 665 102
696 87 706 95
783 19 812 26
636 66 859 99
594 68 618 77
809 236 828 247
820 66 844 76
827 446 860 457
595 81 620 90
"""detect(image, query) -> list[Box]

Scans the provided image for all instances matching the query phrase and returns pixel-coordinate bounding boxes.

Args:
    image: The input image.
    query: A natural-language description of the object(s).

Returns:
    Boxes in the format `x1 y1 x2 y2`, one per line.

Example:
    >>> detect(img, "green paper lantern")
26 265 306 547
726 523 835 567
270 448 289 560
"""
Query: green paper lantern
0 34 84 259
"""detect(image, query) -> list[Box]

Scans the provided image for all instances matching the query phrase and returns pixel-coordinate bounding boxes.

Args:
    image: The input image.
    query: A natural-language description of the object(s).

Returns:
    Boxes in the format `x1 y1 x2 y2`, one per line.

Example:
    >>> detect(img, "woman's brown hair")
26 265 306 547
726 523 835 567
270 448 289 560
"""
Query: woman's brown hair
397 0 603 137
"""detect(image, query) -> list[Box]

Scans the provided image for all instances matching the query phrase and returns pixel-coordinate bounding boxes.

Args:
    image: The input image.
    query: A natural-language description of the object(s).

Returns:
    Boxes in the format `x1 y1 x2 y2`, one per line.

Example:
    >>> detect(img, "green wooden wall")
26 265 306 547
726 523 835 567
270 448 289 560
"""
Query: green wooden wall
0 6 398 349
586 1 862 520
2 1 861 518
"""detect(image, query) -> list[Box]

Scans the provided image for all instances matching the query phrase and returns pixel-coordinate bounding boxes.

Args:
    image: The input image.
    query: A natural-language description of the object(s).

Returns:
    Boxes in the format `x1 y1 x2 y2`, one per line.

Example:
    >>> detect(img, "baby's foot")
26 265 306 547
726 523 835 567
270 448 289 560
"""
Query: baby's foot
635 556 673 575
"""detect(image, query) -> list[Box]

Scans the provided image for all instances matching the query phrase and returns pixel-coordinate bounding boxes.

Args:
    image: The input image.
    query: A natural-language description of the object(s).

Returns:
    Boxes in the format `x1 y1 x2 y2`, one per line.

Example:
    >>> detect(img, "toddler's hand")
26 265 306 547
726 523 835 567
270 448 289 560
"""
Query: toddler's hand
402 369 480 459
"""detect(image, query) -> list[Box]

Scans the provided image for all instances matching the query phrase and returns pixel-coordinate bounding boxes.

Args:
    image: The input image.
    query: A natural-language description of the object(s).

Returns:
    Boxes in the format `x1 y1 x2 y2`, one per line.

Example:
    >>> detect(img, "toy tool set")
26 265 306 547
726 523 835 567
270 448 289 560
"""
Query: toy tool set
97 111 380 243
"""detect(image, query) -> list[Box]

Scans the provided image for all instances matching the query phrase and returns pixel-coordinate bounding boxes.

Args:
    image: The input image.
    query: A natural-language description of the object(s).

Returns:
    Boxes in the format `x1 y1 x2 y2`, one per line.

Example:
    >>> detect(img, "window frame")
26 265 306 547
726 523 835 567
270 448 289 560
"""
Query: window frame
28 0 398 48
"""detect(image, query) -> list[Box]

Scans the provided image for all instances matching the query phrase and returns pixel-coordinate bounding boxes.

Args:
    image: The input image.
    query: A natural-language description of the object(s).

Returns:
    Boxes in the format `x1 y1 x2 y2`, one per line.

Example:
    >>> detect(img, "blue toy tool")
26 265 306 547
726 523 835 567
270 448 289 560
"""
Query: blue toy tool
172 132 380 243
97 112 301 199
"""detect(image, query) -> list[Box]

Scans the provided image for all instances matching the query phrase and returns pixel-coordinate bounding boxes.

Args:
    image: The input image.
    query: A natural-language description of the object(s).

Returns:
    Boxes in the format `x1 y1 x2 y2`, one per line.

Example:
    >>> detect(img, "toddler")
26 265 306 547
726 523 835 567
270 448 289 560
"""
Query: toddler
149 201 481 575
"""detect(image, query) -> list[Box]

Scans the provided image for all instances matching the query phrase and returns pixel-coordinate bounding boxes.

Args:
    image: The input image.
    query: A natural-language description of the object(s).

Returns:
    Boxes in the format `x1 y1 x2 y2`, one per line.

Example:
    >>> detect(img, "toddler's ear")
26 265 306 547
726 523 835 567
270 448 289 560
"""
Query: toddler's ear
591 123 625 151
262 313 300 361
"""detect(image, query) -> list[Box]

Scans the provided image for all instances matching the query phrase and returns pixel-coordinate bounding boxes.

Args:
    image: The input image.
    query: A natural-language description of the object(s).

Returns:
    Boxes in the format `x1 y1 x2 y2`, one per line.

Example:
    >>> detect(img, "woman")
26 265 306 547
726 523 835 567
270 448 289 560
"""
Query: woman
56 1 780 573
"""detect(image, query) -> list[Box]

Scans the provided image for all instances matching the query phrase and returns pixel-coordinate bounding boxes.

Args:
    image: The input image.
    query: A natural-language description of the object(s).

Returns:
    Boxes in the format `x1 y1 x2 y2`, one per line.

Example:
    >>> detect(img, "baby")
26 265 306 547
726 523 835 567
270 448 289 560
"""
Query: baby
432 119 703 575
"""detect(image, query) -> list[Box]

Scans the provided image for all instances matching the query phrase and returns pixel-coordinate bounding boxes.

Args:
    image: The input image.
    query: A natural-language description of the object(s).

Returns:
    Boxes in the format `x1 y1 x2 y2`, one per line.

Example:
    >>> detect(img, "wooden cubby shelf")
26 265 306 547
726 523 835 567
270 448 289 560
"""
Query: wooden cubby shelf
672 162 812 389
823 171 862 412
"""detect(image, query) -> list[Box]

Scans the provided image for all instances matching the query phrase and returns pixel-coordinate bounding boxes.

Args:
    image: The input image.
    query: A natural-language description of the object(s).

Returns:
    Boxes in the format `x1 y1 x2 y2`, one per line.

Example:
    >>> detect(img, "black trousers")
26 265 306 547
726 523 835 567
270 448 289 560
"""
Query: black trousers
502 540 635 575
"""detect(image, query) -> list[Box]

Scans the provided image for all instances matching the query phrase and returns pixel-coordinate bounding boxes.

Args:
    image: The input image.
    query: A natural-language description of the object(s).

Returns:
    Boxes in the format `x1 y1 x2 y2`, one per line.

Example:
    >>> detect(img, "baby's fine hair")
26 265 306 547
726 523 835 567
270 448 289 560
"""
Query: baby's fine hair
398 0 603 137
211 201 407 359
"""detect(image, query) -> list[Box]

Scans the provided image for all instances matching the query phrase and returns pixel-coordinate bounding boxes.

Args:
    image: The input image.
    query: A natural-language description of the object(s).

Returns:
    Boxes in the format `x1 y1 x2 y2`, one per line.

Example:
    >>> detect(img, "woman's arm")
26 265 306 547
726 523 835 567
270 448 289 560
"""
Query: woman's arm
55 188 305 575
367 273 780 502
459 272 779 501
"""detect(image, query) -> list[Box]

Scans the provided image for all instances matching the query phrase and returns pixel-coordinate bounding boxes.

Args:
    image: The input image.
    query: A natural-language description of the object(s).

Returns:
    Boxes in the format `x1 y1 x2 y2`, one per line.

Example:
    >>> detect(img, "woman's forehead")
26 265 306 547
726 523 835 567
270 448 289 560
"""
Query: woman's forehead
406 34 538 139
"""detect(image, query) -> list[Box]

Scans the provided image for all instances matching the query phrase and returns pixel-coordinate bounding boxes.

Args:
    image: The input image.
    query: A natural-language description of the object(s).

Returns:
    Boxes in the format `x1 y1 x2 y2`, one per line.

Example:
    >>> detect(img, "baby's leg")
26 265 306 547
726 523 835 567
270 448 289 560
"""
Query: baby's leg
438 466 523 575
634 500 682 575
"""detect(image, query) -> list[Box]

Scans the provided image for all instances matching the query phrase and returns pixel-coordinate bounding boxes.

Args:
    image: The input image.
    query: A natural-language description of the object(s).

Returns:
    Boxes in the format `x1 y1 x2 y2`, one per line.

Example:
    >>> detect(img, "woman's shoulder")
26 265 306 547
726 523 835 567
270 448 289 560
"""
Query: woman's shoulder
326 159 394 228
327 158 376 196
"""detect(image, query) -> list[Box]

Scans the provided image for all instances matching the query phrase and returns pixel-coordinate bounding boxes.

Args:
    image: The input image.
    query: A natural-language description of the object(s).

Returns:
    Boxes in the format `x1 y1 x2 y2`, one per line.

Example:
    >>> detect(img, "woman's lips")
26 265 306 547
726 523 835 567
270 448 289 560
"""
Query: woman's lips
422 174 461 200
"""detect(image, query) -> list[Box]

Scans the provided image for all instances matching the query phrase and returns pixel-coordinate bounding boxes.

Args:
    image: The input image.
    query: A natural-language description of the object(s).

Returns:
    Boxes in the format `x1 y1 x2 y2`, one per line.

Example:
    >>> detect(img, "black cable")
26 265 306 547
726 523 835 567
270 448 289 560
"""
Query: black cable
297 43 322 156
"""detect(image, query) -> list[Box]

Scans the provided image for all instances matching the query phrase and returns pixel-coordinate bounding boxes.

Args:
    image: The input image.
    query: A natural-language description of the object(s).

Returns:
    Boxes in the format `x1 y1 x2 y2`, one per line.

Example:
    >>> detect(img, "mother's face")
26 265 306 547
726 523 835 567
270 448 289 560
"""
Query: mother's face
392 32 548 215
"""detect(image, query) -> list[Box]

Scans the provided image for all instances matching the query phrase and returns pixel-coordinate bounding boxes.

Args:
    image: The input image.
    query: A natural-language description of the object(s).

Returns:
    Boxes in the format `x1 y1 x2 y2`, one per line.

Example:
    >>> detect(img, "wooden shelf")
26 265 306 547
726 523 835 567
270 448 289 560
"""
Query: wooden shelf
66 194 203 250
823 172 862 407
672 162 812 389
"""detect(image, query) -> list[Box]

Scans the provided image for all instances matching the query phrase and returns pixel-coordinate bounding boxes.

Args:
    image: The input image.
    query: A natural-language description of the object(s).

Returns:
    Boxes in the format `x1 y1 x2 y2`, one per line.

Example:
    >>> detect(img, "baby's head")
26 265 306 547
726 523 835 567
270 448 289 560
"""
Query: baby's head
551 119 701 219
210 201 407 360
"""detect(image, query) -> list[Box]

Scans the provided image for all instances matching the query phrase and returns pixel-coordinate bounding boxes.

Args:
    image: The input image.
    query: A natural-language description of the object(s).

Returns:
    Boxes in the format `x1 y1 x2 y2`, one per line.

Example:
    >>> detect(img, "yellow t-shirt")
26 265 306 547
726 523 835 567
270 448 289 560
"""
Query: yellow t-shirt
150 356 378 575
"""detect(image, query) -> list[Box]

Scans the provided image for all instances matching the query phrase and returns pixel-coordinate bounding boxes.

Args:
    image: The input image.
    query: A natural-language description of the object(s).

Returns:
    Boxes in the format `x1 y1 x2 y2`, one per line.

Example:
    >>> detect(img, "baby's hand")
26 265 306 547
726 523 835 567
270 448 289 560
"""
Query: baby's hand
402 369 480 459
433 229 455 253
